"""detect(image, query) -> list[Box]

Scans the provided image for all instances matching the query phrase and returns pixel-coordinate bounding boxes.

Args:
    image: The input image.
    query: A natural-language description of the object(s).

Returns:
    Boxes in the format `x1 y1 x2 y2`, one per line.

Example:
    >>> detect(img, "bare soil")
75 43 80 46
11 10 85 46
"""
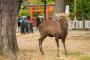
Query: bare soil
15 30 90 60
0 31 87 60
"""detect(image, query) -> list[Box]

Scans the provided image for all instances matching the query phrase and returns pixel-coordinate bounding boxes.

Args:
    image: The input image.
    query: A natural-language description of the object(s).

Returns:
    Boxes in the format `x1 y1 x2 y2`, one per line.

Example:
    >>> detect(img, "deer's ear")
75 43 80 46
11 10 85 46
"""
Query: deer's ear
56 18 58 21
57 17 60 22
57 17 59 22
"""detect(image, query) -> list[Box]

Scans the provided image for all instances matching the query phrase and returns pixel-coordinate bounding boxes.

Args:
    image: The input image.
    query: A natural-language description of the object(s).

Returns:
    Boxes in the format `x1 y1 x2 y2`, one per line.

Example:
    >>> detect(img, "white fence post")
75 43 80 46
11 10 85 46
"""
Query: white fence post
16 21 90 32
68 21 90 30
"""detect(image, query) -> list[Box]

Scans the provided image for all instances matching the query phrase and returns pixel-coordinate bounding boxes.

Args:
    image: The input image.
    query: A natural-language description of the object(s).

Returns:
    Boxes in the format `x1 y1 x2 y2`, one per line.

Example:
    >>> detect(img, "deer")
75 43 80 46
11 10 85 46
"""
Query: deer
38 13 68 56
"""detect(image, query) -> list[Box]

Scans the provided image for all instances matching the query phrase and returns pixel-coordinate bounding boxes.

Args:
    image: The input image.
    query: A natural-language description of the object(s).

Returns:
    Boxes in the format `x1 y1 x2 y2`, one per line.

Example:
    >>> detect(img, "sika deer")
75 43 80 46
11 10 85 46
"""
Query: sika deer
39 13 68 56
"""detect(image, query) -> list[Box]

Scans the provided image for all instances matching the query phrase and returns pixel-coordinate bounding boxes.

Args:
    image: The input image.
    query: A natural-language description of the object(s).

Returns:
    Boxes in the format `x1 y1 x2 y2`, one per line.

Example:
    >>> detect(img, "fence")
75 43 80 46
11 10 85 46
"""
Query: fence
16 21 90 32
68 21 90 30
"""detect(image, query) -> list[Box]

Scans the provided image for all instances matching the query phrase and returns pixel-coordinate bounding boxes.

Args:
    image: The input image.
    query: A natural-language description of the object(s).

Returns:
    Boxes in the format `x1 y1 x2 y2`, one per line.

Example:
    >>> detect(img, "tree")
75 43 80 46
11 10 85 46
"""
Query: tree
68 0 90 20
77 0 89 20
52 0 67 20
55 0 67 13
0 0 21 60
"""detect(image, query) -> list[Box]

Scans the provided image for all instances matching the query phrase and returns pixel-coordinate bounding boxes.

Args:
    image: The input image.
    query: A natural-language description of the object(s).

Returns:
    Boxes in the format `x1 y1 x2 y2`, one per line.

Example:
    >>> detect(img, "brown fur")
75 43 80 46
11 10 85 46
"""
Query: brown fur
38 13 68 56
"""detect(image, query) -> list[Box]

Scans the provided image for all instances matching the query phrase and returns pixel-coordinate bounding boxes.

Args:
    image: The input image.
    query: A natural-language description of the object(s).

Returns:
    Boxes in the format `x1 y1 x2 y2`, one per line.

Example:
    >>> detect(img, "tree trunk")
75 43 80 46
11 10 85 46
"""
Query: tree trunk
0 0 18 60
52 0 67 20
82 0 85 29
55 0 67 13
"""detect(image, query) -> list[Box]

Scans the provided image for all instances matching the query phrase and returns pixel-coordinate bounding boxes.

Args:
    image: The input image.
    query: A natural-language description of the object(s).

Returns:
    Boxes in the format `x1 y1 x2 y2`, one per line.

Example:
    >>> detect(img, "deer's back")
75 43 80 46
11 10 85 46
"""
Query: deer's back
39 20 62 37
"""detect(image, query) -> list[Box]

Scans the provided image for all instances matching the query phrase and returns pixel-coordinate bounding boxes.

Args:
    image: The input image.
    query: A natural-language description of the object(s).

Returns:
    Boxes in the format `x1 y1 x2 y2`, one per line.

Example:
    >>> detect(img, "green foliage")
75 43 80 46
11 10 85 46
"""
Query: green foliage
76 0 82 20
84 0 90 19
29 0 38 4
68 0 90 20
47 0 55 4
67 0 75 20
27 0 55 4
80 56 90 60
18 9 29 16
66 51 81 56
76 0 90 20
33 12 41 17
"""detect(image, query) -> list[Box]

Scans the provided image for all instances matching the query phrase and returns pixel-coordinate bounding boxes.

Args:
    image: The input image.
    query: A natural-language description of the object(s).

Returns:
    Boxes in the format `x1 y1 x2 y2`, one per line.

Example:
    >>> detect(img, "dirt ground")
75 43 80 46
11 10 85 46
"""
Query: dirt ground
16 31 90 60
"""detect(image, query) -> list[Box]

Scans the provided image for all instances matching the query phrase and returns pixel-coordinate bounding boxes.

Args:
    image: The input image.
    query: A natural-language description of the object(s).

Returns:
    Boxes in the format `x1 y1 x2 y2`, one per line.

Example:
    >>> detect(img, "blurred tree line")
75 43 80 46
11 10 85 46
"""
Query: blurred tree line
68 0 90 20
18 0 90 20
18 0 55 16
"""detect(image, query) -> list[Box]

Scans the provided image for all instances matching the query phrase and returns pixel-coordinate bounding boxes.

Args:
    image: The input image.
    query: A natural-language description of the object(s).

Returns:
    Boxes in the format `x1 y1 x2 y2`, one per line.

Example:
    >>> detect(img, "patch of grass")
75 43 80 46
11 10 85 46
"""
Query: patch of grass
63 51 81 56
80 56 90 60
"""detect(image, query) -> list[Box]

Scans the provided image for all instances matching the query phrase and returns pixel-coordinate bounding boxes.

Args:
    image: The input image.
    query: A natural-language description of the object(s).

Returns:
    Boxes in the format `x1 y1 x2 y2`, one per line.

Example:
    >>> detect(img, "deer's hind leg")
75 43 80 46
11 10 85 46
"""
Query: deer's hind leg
61 37 67 55
39 33 47 55
55 37 59 57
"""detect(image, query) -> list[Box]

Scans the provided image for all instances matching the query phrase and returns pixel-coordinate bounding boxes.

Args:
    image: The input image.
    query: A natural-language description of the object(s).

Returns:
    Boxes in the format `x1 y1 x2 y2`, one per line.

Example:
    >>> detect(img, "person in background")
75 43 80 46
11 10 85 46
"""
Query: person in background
20 17 25 34
16 16 21 28
36 16 41 28
24 17 29 33
27 16 34 33
20 16 27 34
